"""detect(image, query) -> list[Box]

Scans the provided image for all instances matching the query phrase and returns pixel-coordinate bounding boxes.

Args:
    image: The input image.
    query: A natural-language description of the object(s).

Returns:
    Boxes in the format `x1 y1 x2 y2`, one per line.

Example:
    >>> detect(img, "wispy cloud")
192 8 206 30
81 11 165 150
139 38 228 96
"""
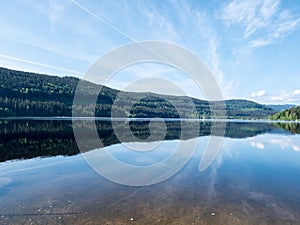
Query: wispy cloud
168 2 227 96
0 21 95 62
0 54 83 75
219 0 300 48
49 0 68 31
69 0 229 99
70 0 137 42
141 2 239 99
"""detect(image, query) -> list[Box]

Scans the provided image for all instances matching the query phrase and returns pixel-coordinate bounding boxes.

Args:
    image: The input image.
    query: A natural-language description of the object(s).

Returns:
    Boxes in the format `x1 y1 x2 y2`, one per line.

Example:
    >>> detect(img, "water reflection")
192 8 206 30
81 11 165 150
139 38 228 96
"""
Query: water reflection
0 119 300 224
248 134 300 152
0 119 296 163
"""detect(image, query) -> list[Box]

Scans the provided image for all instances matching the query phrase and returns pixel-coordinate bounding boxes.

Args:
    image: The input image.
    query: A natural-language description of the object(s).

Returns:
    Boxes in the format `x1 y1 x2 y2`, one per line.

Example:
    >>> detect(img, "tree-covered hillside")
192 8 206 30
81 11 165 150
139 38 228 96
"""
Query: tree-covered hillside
269 106 300 121
0 67 118 117
0 67 276 118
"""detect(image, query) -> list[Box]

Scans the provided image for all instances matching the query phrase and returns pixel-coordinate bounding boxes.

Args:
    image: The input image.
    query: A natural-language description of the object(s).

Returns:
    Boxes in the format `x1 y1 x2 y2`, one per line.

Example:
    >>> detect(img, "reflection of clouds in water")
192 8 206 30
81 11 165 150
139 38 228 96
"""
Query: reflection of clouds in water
0 177 12 189
204 139 232 198
0 156 80 177
293 145 300 151
250 141 265 149
204 134 300 198
197 134 300 195
248 134 300 152
205 154 222 198
106 141 178 166
84 138 198 186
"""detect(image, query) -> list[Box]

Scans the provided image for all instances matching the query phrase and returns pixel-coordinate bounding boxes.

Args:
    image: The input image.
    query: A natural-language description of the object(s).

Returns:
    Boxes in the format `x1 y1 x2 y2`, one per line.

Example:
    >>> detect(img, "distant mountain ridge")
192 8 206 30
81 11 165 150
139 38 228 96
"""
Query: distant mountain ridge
0 67 277 119
267 104 297 112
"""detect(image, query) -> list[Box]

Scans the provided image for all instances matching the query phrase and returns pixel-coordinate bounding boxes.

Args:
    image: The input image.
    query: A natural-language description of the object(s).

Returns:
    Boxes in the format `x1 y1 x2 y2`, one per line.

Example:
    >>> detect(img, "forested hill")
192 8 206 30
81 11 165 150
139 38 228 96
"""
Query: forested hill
0 67 276 118
269 106 300 121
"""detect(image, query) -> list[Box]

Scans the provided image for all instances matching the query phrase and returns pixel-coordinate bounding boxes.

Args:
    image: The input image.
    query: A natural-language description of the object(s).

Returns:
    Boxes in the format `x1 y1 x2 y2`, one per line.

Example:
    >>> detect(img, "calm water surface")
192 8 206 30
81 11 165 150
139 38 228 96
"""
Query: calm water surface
0 119 300 224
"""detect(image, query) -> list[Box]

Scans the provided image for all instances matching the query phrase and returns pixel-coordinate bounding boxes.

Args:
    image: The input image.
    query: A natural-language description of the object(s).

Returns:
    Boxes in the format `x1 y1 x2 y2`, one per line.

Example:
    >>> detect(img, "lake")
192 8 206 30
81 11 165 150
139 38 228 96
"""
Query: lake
0 118 300 224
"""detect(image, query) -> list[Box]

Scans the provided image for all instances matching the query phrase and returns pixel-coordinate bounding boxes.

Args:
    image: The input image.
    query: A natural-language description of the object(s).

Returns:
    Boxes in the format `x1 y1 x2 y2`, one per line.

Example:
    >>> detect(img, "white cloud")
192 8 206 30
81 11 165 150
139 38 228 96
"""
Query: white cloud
293 145 300 152
271 95 285 101
270 90 300 102
293 90 300 95
251 89 267 97
219 0 300 48
270 91 290 101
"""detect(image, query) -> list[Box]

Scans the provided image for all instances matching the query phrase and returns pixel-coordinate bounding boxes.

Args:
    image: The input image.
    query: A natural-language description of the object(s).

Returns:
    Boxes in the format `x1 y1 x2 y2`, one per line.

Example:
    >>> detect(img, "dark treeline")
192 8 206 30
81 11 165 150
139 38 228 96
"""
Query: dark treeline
0 67 277 119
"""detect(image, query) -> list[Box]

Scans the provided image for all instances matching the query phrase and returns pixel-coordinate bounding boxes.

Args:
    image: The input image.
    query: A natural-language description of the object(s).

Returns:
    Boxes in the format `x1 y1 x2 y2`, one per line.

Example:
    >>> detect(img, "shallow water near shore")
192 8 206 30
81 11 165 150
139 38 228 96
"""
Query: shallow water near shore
0 118 300 224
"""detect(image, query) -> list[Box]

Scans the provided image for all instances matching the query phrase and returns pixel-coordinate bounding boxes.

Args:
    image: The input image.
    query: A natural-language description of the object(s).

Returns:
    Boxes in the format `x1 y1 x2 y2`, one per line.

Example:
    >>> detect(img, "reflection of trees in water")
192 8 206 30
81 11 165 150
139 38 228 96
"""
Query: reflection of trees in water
0 119 295 162
273 122 300 134
0 120 77 162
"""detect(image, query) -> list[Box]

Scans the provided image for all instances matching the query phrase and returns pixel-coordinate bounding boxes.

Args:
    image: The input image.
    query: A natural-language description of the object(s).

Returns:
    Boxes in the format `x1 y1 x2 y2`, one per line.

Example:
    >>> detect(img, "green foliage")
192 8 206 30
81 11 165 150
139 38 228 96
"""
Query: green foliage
0 67 276 119
269 106 300 121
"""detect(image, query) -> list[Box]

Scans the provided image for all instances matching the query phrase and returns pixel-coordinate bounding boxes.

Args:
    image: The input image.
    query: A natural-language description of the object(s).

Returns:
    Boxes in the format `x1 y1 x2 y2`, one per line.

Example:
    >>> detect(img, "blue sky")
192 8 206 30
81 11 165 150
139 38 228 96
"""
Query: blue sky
0 0 300 104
